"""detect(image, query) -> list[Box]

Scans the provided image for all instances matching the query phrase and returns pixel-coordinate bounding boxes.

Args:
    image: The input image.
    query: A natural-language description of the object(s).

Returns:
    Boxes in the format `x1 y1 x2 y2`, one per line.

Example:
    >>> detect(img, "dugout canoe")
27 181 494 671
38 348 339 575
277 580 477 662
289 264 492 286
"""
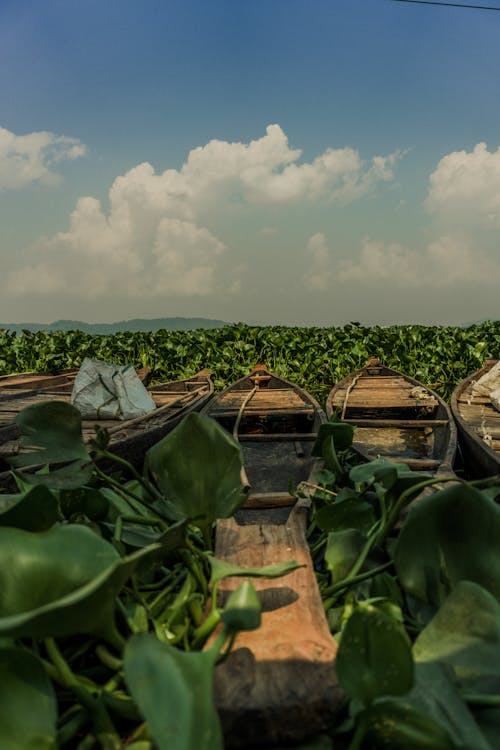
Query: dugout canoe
0 368 214 476
326 358 457 475
202 365 342 747
450 359 500 478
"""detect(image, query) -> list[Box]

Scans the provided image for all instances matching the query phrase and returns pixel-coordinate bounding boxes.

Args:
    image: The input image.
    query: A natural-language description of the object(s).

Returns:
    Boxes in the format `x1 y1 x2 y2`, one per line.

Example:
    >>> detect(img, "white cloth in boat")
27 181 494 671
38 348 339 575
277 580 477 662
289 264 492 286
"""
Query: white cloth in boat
71 357 156 420
472 361 500 413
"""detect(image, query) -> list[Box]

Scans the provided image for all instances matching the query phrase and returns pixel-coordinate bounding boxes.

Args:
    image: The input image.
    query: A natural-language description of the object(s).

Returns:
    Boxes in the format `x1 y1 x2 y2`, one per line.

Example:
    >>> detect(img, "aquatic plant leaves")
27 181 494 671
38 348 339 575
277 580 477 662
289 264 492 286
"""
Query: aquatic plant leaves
0 524 160 642
59 486 108 521
9 401 89 468
360 697 455 750
316 495 376 534
405 662 492 750
0 485 60 531
312 421 354 455
413 581 500 694
145 413 247 532
349 458 428 496
0 648 57 750
394 484 500 613
324 529 365 583
221 581 261 632
209 556 302 586
124 633 223 750
336 604 414 707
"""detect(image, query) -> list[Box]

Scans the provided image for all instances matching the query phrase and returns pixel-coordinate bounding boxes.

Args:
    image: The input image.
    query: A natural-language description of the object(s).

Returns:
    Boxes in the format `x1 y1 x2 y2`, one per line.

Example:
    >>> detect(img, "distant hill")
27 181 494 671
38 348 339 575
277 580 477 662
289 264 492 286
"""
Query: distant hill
0 317 230 334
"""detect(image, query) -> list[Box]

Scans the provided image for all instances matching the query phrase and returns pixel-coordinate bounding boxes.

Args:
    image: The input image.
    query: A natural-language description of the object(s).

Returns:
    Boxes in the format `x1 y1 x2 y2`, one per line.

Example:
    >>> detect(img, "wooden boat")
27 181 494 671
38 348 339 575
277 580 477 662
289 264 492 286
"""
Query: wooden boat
451 359 500 478
0 368 214 476
326 358 456 475
202 365 341 747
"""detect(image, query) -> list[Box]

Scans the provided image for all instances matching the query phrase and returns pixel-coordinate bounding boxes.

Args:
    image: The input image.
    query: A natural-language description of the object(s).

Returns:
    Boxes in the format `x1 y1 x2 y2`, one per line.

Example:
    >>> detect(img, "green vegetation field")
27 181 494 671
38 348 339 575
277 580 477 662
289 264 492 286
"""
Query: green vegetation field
1 321 499 402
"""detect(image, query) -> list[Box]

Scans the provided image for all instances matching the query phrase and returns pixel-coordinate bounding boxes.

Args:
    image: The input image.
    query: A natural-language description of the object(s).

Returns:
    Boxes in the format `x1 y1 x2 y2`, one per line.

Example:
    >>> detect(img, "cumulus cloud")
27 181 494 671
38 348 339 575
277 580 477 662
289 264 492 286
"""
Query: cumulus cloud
2 124 399 302
303 233 332 290
426 142 500 226
337 235 500 287
0 126 86 190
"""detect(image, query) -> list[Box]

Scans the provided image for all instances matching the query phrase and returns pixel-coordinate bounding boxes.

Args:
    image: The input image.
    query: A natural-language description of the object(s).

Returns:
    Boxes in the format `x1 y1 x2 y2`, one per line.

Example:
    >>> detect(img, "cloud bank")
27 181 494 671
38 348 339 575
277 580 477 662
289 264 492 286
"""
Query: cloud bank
426 142 500 228
0 127 86 190
3 124 399 302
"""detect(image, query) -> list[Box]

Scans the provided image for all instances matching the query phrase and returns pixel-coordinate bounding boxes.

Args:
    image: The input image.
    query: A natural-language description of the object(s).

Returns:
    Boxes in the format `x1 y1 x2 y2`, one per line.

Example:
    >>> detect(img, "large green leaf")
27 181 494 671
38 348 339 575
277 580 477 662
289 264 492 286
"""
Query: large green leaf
394 484 500 613
0 485 60 531
312 421 354 455
413 581 500 694
360 697 455 749
336 604 414 707
145 413 247 533
0 525 161 642
124 633 223 750
9 401 89 468
0 648 57 750
349 458 429 497
324 529 365 583
405 662 492 750
316 495 376 534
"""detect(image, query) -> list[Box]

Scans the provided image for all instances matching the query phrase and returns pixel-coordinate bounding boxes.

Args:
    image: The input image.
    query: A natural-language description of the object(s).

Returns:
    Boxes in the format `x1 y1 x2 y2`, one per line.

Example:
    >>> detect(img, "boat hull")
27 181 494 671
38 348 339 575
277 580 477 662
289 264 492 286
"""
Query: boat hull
451 360 500 478
0 369 214 480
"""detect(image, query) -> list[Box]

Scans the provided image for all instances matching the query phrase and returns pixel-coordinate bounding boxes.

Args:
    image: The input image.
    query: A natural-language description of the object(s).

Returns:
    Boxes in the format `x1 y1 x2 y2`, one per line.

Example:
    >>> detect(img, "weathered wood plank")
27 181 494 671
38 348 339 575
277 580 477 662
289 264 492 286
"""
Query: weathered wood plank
212 499 341 747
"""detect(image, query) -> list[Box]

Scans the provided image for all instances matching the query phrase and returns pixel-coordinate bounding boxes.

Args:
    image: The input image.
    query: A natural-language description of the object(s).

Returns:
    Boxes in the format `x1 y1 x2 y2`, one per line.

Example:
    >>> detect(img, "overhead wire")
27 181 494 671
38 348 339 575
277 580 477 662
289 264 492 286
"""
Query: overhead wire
390 0 500 11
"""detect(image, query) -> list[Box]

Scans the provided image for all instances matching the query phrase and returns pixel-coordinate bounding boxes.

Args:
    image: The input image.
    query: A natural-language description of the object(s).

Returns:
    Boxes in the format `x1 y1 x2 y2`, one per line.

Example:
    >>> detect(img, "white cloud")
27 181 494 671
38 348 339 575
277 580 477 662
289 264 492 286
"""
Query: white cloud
0 126 86 190
2 124 399 302
304 233 332 291
337 235 500 287
426 142 500 226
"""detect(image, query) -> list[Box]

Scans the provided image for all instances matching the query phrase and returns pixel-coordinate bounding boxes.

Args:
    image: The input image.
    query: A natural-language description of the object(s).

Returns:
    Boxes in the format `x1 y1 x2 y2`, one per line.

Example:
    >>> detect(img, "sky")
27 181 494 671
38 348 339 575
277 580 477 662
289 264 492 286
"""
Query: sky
1 0 499 327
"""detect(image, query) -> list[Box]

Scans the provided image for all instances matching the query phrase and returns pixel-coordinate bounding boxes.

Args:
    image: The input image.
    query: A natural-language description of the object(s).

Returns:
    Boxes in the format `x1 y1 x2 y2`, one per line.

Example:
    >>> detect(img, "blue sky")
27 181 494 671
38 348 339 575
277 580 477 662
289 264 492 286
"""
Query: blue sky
0 0 499 325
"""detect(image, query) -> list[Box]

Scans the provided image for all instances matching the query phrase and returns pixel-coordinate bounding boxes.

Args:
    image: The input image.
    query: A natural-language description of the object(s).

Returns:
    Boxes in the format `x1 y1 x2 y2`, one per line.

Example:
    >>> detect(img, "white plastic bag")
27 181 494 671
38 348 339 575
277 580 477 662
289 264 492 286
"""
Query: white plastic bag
71 358 156 420
472 360 500 397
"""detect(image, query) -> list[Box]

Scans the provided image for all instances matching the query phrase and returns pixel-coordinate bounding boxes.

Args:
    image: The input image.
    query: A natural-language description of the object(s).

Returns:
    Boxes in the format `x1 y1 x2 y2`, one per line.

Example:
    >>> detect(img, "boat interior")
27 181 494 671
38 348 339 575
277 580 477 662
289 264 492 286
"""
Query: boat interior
329 363 453 472
205 368 322 498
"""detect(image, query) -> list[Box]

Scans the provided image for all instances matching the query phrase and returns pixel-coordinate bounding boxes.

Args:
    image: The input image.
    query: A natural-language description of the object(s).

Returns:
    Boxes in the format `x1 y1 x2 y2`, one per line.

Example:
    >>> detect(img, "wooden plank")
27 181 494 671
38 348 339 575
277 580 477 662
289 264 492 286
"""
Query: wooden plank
343 419 448 428
242 492 297 509
212 498 342 747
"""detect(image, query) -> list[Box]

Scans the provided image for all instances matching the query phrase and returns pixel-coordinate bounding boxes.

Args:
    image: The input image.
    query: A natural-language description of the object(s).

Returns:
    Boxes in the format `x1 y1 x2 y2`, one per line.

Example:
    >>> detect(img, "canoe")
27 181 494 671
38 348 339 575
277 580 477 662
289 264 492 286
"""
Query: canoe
0 369 214 476
201 365 341 747
450 359 500 478
326 358 457 475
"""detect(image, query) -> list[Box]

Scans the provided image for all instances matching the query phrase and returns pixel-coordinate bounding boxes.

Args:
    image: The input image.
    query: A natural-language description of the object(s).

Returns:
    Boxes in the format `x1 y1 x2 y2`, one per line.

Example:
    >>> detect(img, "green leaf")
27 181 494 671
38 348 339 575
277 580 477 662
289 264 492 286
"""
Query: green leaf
316 496 376 534
0 525 161 643
336 604 414 707
324 529 365 583
312 421 354 456
15 460 94 490
221 581 261 632
145 413 247 537
361 697 455 749
0 648 57 750
394 484 500 615
209 556 302 587
413 581 500 694
124 633 223 750
405 662 492 750
0 485 60 531
9 401 89 468
59 487 108 521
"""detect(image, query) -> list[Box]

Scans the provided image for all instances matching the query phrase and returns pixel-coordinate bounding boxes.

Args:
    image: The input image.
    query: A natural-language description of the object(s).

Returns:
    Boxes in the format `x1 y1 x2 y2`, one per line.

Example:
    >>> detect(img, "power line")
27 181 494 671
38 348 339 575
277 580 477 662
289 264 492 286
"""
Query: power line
390 0 500 11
